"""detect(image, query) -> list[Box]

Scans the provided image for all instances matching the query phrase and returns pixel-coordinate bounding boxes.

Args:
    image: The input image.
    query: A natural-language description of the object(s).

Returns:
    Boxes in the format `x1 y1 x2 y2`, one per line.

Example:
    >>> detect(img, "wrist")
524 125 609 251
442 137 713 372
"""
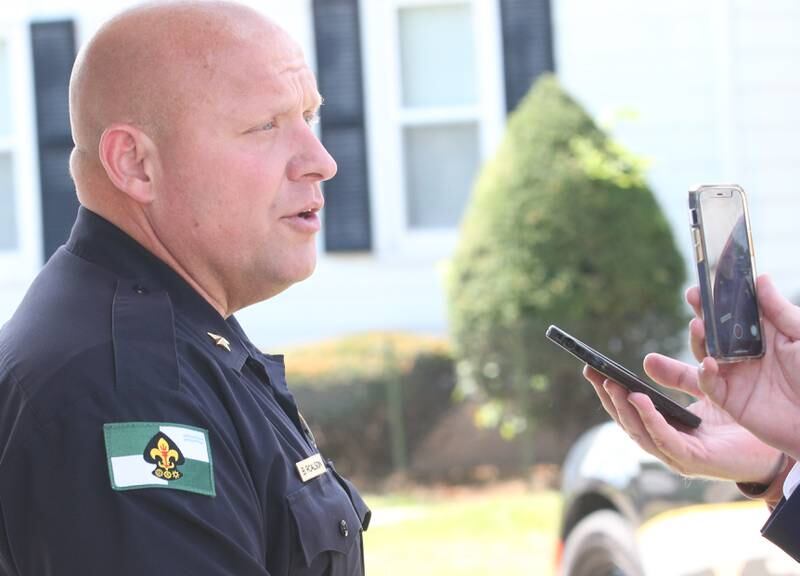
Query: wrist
737 453 795 508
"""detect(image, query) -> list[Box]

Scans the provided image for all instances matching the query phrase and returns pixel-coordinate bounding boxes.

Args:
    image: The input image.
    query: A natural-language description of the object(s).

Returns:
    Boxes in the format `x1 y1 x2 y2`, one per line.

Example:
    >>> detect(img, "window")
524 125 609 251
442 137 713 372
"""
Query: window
361 0 505 258
0 22 42 287
398 3 480 230
403 122 479 228
398 5 476 108
0 38 19 251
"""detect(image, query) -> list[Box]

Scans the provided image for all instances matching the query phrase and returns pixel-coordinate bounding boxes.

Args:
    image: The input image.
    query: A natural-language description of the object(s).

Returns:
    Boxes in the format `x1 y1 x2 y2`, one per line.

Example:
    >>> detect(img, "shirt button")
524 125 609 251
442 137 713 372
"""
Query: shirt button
133 284 148 295
339 520 349 538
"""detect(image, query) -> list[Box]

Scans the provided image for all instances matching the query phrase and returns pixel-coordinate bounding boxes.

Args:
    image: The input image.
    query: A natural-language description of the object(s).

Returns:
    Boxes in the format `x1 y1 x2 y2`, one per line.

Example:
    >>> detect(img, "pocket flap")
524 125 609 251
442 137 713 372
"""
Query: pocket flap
329 463 371 531
287 472 362 567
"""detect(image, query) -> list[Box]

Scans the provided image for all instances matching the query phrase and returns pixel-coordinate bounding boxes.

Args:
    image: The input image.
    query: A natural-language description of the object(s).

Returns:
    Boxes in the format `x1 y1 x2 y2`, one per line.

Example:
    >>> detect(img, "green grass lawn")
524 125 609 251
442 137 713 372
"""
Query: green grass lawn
363 485 561 575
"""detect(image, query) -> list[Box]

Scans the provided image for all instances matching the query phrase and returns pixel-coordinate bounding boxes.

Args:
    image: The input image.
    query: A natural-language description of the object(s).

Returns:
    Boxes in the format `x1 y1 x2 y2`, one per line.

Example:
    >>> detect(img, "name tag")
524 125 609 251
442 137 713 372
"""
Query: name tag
296 453 327 483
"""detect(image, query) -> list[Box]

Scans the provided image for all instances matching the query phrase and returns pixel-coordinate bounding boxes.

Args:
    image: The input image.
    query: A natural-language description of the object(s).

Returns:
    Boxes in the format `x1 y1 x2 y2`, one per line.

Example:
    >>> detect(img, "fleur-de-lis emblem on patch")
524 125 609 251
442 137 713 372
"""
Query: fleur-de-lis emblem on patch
143 432 185 481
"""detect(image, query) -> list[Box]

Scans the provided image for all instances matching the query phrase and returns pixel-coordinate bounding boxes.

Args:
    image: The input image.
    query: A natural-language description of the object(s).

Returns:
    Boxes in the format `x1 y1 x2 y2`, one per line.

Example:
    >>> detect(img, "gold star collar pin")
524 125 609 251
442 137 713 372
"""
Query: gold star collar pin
207 332 231 352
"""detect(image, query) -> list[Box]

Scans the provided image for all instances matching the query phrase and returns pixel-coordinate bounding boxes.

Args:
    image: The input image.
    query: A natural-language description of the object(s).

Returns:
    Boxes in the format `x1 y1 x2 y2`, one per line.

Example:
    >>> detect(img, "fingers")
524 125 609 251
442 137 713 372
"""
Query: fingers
643 353 703 397
626 392 694 473
685 285 708 361
686 285 702 317
697 357 728 411
757 275 800 340
689 317 706 363
585 364 699 473
603 382 680 467
583 365 621 424
583 364 605 387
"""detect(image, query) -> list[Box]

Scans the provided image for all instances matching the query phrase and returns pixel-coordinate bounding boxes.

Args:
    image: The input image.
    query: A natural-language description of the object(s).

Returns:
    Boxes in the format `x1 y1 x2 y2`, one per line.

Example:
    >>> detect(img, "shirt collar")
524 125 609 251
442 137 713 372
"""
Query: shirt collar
66 206 252 372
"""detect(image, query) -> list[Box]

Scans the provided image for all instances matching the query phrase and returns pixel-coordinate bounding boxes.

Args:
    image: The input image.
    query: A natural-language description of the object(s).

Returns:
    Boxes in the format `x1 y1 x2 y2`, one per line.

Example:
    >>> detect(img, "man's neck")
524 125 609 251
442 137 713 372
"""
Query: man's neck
81 199 232 318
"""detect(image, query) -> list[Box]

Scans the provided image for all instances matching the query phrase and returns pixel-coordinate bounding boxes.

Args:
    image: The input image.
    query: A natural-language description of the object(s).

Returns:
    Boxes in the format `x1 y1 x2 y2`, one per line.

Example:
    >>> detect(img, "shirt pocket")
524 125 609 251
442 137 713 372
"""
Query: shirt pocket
328 460 371 532
286 471 364 575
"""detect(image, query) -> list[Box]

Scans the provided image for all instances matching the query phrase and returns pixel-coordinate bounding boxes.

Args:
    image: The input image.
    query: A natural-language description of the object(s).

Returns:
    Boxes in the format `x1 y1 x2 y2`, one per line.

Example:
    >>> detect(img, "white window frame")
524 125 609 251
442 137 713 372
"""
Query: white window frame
0 19 43 289
361 0 506 262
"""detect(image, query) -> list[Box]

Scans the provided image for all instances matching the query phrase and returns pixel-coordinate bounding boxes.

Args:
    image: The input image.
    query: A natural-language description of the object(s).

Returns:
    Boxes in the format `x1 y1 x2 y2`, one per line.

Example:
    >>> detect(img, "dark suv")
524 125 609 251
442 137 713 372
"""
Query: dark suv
555 422 798 576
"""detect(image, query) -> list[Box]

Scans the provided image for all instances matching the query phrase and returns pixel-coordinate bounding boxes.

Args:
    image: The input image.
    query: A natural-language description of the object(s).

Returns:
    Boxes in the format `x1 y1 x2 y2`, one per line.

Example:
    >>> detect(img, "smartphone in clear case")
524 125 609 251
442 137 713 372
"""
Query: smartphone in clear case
688 185 763 361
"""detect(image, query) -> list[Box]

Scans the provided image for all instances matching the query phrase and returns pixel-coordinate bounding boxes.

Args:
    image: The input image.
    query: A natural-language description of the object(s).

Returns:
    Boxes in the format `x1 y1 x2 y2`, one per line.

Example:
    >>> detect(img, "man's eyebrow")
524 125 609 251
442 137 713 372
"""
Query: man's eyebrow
267 93 322 116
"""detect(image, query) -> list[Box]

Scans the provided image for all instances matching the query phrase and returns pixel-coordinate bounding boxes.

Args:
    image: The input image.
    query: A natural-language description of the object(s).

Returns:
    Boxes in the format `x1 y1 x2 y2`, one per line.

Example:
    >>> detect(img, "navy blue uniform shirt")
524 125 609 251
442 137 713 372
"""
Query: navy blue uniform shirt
0 208 370 575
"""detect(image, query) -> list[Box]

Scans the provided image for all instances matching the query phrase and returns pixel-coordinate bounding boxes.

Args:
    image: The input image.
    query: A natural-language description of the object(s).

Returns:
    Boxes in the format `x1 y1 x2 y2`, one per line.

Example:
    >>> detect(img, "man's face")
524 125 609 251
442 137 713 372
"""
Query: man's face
149 28 337 309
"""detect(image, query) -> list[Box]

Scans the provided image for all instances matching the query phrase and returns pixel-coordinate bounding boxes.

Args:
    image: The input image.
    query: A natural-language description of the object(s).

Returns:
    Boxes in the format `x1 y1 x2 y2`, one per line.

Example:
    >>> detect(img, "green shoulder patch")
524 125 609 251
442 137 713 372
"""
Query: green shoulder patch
103 422 215 496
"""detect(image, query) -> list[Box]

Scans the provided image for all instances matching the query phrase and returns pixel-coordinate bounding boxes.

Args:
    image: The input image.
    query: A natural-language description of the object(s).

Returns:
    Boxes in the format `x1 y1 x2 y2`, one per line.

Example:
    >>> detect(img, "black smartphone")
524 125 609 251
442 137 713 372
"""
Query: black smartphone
689 185 764 361
545 325 701 429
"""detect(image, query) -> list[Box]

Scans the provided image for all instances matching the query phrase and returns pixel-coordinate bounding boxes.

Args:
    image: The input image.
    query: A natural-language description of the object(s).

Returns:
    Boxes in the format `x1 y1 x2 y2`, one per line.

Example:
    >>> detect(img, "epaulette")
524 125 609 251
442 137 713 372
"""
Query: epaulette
112 279 179 391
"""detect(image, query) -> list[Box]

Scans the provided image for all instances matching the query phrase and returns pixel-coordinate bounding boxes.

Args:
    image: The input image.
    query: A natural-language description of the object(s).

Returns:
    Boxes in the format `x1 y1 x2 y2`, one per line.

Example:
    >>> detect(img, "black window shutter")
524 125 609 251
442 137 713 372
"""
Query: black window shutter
500 0 555 113
31 20 78 261
312 0 372 252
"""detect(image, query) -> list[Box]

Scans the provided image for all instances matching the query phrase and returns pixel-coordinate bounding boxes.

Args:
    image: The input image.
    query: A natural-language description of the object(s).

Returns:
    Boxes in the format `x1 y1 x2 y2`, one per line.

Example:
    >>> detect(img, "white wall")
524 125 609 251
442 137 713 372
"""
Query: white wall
553 0 800 300
0 0 473 350
243 0 507 350
8 0 800 349
238 257 449 349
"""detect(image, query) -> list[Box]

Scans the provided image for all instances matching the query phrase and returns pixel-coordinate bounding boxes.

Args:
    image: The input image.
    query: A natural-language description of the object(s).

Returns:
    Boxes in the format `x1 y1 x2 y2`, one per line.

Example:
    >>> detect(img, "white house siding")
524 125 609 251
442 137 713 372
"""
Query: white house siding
1 0 485 349
4 0 800 349
554 0 800 301
238 257 449 349
0 9 43 325
0 0 324 348
228 0 800 348
238 0 509 349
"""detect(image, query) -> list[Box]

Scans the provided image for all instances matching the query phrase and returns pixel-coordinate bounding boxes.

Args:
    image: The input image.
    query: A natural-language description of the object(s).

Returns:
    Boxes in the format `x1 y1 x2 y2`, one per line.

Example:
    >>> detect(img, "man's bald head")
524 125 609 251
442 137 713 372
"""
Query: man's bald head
65 0 333 315
68 1 292 193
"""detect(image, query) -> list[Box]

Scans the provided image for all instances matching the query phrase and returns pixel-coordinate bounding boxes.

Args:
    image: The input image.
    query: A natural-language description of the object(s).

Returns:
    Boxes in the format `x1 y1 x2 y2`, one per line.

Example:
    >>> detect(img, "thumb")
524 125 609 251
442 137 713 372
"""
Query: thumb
758 275 800 340
697 357 729 410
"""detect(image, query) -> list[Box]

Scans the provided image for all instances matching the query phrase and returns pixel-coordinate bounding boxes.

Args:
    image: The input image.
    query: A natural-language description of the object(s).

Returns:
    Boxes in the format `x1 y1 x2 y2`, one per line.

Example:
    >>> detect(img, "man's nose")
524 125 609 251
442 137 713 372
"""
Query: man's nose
288 125 338 182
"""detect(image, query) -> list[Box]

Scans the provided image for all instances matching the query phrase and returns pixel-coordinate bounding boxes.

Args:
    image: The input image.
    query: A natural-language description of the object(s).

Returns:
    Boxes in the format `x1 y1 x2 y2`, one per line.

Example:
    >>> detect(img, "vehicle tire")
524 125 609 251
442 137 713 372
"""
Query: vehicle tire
560 510 644 576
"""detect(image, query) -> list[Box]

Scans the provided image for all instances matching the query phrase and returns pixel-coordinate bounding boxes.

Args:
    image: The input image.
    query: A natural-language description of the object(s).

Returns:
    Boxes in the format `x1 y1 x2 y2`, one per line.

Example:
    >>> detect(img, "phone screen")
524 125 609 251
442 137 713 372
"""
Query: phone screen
692 186 763 359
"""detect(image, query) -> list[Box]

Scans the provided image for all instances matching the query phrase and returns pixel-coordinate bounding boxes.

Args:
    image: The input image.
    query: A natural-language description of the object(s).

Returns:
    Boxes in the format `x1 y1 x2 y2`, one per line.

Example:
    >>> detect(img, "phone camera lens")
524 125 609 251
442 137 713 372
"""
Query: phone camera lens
564 338 576 350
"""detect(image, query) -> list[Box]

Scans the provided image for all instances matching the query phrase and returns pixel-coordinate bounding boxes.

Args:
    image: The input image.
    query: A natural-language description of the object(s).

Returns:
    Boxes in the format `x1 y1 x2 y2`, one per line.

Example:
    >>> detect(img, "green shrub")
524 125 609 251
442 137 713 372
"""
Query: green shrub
447 75 686 457
284 333 455 480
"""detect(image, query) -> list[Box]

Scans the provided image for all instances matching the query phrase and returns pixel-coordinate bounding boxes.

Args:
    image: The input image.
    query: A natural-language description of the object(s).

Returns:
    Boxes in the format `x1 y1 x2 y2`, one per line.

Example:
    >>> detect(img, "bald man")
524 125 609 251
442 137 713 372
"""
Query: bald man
0 2 370 574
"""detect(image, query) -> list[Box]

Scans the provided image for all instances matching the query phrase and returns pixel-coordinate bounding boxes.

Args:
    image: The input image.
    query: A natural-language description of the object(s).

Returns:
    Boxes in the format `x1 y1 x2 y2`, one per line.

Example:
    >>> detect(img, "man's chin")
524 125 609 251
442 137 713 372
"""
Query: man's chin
270 258 317 294
294 252 317 281
293 263 316 284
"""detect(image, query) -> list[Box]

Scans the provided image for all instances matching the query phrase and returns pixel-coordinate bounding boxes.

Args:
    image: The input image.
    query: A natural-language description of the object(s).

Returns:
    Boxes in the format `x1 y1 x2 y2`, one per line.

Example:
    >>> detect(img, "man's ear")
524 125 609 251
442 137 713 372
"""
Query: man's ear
98 124 157 204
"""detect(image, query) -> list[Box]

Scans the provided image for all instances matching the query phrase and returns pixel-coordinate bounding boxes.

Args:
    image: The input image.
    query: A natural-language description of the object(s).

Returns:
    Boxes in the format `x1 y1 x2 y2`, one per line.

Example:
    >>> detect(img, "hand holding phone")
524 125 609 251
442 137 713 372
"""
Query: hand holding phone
545 325 701 429
689 185 763 361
